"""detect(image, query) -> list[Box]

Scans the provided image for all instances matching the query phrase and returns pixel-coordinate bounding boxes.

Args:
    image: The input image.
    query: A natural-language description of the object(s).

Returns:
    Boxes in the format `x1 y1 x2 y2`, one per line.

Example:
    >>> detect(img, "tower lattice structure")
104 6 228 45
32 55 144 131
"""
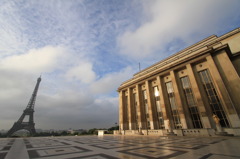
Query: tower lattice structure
7 76 42 137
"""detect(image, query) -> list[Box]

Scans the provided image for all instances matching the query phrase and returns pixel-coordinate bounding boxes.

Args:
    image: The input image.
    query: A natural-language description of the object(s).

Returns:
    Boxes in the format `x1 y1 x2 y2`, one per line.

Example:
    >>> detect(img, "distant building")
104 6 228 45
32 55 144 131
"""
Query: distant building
117 28 240 136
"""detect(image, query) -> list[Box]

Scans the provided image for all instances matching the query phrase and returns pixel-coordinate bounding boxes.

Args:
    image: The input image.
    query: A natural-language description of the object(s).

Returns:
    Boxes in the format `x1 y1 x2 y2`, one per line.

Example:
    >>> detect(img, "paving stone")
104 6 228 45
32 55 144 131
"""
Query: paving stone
1 136 240 159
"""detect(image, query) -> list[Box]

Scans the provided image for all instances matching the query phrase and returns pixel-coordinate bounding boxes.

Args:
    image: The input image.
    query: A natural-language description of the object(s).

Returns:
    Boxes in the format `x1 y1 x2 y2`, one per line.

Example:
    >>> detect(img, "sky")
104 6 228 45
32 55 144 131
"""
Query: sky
0 0 240 131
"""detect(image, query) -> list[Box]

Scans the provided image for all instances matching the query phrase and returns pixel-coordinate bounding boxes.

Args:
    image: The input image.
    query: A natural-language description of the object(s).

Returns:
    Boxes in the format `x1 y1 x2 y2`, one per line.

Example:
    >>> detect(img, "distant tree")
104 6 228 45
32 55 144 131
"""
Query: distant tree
108 125 119 131
79 130 88 135
52 131 61 136
88 128 98 135
60 131 68 136
107 125 119 134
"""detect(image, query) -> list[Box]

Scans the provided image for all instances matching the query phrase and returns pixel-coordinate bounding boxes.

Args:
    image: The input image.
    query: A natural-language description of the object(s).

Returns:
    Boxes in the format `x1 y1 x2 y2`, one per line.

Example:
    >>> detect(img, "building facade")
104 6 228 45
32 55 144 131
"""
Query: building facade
117 28 240 136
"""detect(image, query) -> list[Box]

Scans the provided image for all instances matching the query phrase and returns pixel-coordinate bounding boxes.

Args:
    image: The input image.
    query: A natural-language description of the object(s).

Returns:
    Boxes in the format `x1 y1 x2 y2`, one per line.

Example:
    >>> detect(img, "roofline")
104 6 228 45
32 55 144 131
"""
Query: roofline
118 27 240 90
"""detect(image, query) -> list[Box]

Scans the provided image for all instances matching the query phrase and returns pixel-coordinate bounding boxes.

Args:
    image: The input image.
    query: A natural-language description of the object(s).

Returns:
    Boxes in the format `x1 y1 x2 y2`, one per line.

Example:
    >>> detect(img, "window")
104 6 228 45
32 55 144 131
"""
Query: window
153 86 164 129
180 76 203 128
133 93 139 129
166 82 182 129
142 90 150 129
198 70 230 127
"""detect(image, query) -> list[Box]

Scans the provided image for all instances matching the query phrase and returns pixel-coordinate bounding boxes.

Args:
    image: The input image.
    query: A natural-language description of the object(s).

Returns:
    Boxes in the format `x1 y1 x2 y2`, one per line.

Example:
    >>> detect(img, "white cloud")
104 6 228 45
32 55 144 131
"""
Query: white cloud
64 61 96 84
117 0 240 59
34 91 118 130
90 66 134 94
0 1 29 57
0 45 67 73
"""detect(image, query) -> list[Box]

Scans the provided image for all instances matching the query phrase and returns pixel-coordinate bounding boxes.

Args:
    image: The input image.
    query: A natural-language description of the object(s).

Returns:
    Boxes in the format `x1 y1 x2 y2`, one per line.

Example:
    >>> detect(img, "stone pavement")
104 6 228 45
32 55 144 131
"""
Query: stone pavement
0 135 240 159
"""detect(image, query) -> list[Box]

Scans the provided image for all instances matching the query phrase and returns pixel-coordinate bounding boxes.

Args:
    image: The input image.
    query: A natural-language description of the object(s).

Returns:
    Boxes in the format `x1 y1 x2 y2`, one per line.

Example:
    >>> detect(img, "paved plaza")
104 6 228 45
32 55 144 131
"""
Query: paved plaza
0 135 240 159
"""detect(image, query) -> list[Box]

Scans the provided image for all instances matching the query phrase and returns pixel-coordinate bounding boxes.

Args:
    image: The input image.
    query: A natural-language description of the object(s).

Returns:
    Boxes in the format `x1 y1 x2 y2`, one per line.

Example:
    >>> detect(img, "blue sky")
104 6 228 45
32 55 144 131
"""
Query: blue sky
0 0 240 130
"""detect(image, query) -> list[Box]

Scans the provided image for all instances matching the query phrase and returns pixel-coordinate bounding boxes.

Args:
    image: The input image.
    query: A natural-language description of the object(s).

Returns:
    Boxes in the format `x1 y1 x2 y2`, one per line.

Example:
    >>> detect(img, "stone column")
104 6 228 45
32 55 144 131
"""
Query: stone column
186 64 211 128
145 80 156 130
169 70 187 129
156 76 167 129
119 91 124 133
212 50 240 118
206 55 240 127
176 69 193 128
122 91 129 130
136 84 145 130
127 88 133 130
161 75 176 132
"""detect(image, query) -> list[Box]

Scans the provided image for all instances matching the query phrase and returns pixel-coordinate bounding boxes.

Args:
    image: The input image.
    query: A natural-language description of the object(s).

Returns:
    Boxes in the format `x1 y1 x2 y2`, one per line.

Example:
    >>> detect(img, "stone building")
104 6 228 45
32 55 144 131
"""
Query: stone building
117 28 240 136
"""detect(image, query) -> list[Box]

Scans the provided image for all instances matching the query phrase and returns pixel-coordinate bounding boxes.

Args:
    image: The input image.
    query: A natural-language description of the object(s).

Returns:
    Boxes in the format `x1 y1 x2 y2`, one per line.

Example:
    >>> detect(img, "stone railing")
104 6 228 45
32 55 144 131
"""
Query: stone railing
145 130 164 136
113 128 227 137
182 129 215 136
113 130 120 135
124 130 134 135
222 128 240 136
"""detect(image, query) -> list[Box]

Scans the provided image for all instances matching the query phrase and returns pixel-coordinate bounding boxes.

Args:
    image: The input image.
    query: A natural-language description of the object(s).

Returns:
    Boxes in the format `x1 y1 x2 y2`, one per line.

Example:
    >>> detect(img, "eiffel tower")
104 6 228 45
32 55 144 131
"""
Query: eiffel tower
7 76 42 137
